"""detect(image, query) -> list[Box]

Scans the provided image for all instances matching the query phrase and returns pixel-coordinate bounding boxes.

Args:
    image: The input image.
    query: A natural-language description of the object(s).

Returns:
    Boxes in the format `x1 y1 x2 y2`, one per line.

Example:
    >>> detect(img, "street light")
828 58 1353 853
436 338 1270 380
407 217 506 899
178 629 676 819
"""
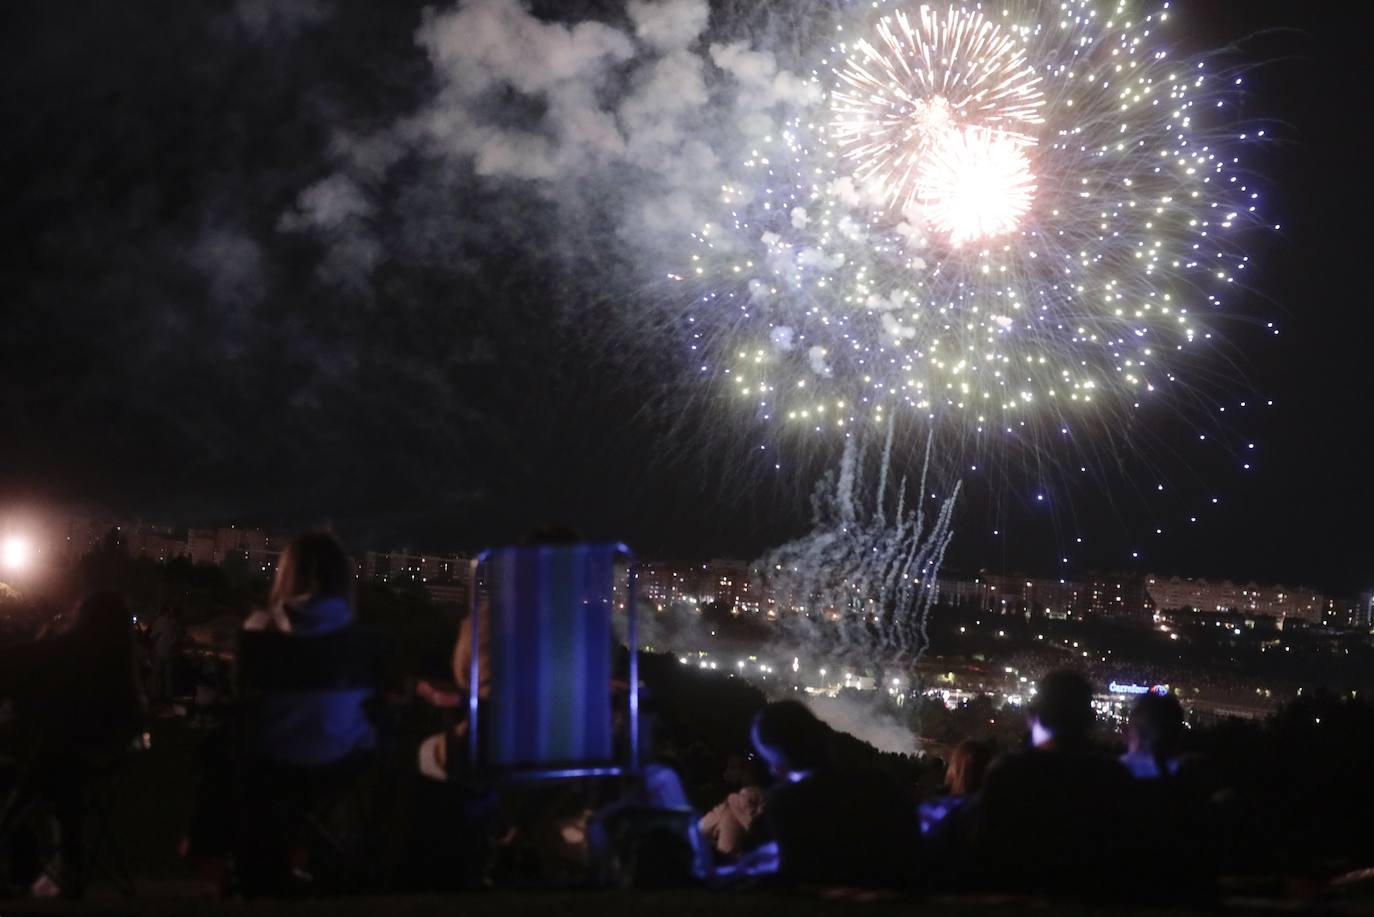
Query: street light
1 536 31 572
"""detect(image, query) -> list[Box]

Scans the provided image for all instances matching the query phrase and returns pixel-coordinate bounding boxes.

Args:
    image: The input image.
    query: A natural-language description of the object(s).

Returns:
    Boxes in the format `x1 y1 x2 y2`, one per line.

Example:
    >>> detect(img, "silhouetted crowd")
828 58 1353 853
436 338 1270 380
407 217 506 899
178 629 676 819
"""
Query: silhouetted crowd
2 530 1372 901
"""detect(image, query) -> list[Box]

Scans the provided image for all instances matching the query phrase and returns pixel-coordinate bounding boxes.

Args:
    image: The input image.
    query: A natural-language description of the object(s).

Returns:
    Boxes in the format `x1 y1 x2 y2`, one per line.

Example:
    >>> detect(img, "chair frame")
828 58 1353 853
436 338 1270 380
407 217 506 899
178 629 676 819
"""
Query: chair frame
467 543 638 780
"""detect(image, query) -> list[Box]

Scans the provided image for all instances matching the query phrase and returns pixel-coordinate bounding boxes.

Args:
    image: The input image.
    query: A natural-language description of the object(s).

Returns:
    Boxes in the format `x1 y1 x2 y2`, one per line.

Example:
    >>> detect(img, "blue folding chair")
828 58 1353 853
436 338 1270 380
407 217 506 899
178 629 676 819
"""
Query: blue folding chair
466 543 638 781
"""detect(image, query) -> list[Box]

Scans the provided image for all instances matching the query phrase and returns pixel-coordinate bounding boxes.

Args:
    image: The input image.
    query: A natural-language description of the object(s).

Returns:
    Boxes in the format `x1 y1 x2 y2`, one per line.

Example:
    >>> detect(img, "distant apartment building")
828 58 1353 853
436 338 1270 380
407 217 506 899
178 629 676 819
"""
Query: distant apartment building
978 573 1089 618
631 558 775 613
635 560 707 608
936 575 993 609
1155 606 1280 635
187 525 286 571
1146 575 1326 624
1082 572 1151 618
708 558 754 611
122 523 188 564
21 513 187 566
1322 596 1365 630
362 550 471 586
938 571 1144 619
52 512 109 561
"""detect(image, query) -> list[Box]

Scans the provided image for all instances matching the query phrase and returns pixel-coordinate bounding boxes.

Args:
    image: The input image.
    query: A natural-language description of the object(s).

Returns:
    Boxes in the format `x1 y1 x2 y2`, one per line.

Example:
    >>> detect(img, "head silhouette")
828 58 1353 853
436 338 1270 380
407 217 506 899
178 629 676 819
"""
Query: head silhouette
1127 690 1184 761
269 531 353 614
1028 670 1096 748
946 739 994 795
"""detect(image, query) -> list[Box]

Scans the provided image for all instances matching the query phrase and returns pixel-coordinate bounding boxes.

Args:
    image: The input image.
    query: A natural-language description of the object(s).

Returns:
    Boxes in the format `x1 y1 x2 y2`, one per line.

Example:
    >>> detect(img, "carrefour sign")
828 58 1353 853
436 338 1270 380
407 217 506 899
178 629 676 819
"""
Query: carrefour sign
1109 682 1169 696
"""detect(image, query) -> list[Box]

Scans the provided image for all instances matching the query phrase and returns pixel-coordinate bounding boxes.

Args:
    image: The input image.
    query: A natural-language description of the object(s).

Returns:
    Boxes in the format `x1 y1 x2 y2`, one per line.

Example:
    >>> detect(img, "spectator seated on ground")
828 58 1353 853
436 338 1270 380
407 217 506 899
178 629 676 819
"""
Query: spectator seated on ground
699 754 768 859
919 738 992 837
744 701 920 888
964 670 1149 897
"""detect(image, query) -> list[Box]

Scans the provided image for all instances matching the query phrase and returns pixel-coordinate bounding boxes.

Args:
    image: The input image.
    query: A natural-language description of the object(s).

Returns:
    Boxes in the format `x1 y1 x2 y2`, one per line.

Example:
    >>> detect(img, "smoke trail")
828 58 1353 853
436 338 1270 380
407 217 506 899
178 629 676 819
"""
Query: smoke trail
757 421 960 675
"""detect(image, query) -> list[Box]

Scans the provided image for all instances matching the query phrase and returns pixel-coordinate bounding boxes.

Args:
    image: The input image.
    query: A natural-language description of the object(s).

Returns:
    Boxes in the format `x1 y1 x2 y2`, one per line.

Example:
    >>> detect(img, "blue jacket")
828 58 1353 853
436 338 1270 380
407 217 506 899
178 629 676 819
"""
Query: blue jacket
248 597 378 767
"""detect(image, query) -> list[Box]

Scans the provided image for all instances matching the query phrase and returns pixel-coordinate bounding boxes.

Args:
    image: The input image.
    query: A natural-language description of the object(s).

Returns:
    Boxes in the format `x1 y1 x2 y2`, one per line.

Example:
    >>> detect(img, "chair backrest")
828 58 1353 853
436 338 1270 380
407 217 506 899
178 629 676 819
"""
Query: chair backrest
469 542 636 779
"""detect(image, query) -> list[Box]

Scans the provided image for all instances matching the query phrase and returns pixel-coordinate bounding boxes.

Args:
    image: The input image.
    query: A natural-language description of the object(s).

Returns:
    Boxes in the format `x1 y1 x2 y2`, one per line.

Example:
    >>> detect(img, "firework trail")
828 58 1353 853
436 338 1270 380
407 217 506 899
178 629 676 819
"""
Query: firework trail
756 421 960 670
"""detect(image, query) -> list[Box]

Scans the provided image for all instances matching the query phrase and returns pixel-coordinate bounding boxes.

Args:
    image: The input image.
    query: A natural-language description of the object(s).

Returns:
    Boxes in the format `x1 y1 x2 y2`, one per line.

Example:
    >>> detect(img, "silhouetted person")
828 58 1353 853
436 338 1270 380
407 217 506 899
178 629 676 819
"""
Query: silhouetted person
240 531 376 767
1121 691 1219 895
0 591 145 897
966 670 1143 897
1122 691 1185 779
947 739 993 796
920 739 992 836
750 701 920 888
233 532 380 893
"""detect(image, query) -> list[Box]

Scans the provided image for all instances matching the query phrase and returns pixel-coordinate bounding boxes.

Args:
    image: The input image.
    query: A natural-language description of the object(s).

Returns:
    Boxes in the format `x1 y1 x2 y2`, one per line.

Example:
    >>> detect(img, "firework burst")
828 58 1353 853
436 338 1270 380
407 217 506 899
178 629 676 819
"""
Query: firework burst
916 125 1037 247
680 0 1269 458
831 6 1045 216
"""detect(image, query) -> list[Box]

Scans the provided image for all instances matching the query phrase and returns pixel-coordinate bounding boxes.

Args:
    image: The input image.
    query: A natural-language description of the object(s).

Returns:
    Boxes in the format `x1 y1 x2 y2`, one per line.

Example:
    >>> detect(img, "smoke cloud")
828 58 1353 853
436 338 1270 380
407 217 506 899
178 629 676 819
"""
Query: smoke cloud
283 0 823 297
806 695 919 757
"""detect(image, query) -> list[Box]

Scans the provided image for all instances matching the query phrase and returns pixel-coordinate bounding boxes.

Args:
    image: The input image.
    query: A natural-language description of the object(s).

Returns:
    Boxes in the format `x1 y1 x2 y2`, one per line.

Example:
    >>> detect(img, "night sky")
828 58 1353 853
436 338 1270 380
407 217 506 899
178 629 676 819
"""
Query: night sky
1 2 1369 594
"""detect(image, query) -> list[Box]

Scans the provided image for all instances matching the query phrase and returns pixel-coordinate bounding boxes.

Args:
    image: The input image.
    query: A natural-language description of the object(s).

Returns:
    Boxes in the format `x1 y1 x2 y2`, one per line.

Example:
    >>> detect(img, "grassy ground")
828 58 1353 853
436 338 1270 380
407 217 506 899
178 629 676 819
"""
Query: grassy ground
5 890 1361 917
9 891 913 916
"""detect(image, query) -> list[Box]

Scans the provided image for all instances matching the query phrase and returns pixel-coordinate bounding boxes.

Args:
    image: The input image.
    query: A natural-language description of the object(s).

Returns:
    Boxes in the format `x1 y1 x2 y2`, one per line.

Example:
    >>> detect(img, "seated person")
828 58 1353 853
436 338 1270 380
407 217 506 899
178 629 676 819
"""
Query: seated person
1121 690 1218 892
964 670 1146 896
1121 691 1185 779
239 531 377 768
919 738 992 836
233 532 379 892
747 701 920 888
0 591 145 898
699 754 768 858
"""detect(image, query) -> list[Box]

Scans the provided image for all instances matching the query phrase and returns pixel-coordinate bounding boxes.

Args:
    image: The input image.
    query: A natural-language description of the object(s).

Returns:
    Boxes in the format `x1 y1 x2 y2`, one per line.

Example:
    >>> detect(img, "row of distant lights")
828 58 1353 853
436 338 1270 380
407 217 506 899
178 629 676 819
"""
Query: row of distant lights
676 655 908 688
679 656 777 676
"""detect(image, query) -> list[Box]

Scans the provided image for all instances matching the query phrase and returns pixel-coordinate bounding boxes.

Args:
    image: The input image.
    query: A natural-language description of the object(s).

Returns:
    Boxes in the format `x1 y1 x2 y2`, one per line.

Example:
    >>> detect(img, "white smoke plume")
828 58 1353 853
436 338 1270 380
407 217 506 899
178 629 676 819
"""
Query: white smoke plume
806 694 918 757
278 0 824 290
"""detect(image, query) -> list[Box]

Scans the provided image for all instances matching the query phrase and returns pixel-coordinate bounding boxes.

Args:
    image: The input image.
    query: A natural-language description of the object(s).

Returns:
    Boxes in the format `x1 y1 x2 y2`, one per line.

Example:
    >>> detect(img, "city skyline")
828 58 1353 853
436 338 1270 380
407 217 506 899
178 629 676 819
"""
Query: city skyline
4 507 1369 624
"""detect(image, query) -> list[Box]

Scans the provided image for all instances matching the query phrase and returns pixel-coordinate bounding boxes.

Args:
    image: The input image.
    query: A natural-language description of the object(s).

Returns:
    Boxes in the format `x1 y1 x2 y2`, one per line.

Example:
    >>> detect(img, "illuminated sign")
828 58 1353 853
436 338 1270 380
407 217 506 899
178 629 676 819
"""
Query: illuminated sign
1109 682 1169 696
